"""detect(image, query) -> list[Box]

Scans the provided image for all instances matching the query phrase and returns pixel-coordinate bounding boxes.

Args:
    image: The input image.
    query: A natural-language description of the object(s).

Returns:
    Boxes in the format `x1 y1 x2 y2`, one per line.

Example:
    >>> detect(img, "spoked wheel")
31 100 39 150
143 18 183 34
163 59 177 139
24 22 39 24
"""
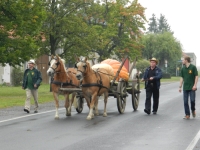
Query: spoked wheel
132 76 140 111
76 96 84 113
117 78 127 113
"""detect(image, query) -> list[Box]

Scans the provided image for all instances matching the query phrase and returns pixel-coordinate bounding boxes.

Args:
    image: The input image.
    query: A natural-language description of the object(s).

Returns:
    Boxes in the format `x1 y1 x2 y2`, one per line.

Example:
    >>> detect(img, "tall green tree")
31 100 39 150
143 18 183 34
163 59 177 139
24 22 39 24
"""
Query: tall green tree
0 0 46 66
36 0 146 62
141 32 182 69
158 14 172 33
40 0 95 61
82 0 146 61
148 14 158 33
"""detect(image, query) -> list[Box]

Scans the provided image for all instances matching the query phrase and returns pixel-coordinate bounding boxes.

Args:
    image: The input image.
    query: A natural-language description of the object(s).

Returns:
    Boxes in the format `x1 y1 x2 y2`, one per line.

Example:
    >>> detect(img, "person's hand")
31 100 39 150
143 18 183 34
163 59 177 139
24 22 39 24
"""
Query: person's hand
192 86 197 91
179 88 182 93
149 77 154 80
34 84 37 88
141 78 144 82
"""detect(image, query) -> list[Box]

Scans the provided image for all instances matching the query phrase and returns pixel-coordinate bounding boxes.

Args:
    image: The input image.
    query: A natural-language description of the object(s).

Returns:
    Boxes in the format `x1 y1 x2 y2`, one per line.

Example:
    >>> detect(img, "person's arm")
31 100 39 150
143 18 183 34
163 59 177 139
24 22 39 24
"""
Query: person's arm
34 70 42 88
151 68 162 80
192 76 198 90
179 77 183 92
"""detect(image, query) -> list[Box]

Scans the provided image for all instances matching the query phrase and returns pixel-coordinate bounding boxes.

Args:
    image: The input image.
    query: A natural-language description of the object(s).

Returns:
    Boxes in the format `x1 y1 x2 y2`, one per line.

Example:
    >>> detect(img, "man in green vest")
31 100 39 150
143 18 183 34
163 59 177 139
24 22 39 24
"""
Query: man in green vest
179 56 198 119
22 59 42 113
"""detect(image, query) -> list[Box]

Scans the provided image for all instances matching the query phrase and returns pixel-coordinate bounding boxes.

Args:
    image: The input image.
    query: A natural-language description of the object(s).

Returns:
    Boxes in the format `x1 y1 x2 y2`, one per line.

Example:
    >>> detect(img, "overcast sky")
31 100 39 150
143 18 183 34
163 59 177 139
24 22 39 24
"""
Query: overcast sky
138 0 200 66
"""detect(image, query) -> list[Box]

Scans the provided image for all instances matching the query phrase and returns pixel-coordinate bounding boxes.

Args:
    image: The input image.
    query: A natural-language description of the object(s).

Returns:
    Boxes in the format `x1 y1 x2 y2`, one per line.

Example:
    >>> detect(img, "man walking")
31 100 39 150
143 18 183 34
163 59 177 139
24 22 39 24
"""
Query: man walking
22 59 42 113
179 56 198 119
142 58 162 115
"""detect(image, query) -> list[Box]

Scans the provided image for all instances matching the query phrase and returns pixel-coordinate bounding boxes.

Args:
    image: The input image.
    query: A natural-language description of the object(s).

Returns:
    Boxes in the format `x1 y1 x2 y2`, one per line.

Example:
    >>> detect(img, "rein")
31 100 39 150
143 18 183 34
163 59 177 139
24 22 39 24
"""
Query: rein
81 83 109 90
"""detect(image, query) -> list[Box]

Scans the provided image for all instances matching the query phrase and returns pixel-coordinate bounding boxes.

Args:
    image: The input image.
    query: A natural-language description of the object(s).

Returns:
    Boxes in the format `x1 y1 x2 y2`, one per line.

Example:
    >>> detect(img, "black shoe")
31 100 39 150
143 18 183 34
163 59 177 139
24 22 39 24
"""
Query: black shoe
34 110 38 113
144 109 150 115
24 109 30 113
152 111 157 114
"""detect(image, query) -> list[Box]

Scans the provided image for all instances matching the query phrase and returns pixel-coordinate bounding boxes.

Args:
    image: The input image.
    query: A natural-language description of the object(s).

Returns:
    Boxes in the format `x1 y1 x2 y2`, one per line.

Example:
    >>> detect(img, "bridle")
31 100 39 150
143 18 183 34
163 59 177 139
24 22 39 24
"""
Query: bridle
48 58 60 73
75 61 87 76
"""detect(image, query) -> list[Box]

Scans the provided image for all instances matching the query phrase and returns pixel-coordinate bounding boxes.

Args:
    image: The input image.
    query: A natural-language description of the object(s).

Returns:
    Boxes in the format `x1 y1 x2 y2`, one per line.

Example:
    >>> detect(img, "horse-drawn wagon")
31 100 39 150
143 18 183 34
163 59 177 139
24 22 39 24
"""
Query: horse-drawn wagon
47 55 140 120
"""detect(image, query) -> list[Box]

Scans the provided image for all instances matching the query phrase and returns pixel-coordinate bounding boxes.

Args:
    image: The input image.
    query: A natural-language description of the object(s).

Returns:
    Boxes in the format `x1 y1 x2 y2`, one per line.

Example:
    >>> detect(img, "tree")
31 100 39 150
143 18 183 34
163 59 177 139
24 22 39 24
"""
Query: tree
0 0 46 66
82 0 147 61
141 33 157 59
39 0 97 62
136 59 149 73
148 14 158 33
141 31 182 71
148 14 172 34
158 14 172 33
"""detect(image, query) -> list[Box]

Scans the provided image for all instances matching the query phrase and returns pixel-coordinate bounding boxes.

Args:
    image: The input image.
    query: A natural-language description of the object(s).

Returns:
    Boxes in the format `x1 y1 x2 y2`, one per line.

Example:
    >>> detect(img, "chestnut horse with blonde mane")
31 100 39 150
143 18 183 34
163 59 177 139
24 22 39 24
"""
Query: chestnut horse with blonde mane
47 55 80 119
75 57 112 120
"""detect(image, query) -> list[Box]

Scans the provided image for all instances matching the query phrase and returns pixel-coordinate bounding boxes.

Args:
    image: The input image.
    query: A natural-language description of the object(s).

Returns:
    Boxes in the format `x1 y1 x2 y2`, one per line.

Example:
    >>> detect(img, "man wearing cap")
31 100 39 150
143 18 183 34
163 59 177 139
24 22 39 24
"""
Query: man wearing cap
141 58 162 115
22 59 42 113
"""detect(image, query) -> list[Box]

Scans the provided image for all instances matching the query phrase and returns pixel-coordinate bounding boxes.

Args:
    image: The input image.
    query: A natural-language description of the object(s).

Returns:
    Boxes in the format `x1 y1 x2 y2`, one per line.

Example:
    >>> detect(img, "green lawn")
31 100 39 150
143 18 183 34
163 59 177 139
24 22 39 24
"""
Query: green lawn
161 76 180 82
0 83 55 109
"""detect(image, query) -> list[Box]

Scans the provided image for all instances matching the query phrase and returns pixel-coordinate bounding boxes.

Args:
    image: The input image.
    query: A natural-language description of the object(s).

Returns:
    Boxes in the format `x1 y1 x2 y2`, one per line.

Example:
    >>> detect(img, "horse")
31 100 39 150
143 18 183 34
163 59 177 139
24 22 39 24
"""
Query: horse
75 57 113 120
47 55 80 119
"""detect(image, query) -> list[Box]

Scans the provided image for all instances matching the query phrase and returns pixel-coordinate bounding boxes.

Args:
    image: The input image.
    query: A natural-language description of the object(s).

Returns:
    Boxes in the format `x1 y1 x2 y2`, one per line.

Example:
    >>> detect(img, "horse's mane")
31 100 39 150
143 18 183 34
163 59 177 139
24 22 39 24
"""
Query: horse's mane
61 58 65 64
59 58 67 71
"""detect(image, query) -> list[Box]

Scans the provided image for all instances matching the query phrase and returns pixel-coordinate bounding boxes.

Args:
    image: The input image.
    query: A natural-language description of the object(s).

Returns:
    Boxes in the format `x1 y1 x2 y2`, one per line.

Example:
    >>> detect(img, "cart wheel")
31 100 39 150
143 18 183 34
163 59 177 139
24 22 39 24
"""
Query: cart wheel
117 78 127 113
76 96 84 113
132 76 140 111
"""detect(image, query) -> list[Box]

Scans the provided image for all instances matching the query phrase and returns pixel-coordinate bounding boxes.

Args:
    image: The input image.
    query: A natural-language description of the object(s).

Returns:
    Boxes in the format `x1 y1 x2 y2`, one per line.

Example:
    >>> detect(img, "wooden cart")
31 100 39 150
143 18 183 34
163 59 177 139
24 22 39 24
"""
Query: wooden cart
60 56 140 114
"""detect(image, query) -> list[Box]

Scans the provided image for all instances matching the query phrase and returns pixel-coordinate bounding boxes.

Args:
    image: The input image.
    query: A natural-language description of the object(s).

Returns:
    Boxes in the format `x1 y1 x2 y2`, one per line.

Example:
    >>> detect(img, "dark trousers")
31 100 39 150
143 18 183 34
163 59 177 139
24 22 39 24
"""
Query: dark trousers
145 84 159 112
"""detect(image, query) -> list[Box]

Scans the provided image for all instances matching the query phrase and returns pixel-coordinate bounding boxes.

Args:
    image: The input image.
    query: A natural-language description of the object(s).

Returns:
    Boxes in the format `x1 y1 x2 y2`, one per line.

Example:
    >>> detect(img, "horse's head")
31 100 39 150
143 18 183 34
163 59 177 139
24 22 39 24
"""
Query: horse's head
75 57 89 80
47 55 64 76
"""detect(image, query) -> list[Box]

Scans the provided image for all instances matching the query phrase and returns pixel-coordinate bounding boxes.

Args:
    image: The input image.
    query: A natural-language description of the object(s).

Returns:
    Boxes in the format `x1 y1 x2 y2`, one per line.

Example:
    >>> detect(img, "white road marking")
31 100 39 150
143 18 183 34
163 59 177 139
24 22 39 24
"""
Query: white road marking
186 130 200 150
0 108 64 124
0 97 114 124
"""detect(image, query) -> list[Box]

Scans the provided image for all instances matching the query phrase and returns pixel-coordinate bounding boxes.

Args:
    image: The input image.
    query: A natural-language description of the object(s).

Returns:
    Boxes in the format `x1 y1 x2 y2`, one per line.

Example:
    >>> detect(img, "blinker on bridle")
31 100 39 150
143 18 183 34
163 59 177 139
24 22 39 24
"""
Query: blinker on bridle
48 58 60 71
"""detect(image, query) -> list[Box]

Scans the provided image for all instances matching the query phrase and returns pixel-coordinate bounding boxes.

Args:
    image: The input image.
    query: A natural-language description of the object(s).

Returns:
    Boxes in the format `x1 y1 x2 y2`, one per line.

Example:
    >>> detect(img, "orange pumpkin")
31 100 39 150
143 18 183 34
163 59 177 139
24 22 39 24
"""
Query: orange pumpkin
101 59 129 81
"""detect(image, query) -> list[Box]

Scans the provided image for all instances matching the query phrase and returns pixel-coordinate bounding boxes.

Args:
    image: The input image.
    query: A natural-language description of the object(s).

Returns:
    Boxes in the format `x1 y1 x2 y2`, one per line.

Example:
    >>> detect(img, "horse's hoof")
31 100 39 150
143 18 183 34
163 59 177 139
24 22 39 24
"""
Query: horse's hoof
86 116 92 120
92 114 94 118
55 116 59 120
66 113 71 116
103 113 107 117
95 113 99 116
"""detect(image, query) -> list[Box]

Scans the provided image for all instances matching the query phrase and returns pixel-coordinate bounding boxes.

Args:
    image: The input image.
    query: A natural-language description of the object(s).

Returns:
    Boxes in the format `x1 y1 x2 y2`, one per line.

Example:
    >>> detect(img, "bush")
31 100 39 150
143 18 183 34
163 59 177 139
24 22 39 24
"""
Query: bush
11 68 24 86
162 73 171 79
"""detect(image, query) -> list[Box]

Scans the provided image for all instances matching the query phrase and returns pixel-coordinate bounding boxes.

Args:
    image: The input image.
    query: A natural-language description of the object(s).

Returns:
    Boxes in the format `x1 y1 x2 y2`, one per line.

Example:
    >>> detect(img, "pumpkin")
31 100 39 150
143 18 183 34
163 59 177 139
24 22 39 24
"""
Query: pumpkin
92 64 114 80
101 59 129 81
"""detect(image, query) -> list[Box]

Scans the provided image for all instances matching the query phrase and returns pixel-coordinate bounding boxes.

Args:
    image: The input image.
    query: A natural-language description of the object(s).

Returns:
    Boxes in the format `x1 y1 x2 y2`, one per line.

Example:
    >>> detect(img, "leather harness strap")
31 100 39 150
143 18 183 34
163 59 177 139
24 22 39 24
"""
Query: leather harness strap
51 80 79 88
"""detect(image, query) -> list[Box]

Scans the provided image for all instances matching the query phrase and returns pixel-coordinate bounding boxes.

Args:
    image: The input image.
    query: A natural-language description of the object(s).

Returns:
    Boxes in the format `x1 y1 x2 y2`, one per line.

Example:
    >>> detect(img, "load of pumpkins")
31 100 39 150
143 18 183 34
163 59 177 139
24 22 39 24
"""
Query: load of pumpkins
101 59 129 81
92 59 129 81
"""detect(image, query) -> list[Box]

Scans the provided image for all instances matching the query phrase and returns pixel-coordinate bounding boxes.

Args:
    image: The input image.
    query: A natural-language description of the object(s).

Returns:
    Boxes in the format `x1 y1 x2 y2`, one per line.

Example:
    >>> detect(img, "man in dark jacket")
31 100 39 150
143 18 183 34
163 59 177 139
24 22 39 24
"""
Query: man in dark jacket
22 59 42 113
142 58 162 115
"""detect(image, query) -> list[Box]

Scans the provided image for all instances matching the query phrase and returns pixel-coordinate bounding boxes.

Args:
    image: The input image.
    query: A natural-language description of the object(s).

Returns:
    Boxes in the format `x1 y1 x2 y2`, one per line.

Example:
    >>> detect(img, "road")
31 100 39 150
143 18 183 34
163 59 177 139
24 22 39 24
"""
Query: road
0 81 200 150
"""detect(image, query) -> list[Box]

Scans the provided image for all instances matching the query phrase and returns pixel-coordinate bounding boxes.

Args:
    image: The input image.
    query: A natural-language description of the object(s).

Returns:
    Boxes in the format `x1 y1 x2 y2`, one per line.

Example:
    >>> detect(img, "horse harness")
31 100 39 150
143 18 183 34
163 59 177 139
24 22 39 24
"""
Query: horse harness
50 72 79 89
81 69 109 95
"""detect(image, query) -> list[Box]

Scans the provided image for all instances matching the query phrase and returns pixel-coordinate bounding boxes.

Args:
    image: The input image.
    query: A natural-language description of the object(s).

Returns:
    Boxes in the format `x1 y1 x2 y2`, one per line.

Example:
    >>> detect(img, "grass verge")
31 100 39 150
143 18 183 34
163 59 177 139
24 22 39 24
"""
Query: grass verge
0 83 54 109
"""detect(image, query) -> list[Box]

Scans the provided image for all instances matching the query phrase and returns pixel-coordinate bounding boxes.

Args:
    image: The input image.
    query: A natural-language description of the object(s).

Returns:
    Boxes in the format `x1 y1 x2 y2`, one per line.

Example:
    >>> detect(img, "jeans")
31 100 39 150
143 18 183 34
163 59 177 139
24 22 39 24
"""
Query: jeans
145 84 159 112
183 90 196 116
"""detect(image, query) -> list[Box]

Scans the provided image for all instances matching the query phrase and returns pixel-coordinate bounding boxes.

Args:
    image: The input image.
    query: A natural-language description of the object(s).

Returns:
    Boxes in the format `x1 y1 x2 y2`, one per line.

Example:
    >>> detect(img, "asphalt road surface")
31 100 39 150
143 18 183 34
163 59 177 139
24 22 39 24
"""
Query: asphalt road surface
0 81 200 150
